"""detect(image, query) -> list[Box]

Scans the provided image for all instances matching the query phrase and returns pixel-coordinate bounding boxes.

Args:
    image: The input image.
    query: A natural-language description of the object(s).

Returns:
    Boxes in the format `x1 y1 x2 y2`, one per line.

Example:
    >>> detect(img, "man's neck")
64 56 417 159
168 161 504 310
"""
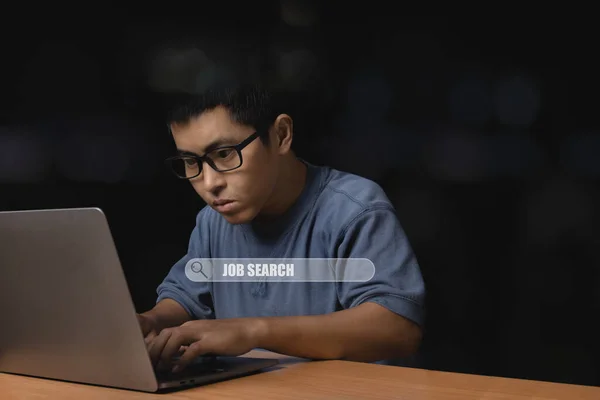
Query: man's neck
257 157 308 220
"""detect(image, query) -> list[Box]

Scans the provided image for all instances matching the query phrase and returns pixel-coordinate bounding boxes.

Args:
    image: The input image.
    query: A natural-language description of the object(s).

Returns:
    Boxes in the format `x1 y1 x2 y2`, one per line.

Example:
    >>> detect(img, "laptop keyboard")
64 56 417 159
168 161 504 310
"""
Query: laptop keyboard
154 357 226 381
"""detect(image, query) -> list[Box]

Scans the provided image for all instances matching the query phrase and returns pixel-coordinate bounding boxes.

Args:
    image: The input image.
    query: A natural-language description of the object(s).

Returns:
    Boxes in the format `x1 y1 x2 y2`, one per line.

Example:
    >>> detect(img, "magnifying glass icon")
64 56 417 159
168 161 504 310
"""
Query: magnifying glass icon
191 261 208 279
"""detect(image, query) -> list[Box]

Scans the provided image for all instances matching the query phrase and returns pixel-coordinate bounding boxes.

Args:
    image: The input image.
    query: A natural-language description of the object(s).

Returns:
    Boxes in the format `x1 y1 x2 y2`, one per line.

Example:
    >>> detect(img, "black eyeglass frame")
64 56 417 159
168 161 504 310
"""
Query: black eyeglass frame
165 131 262 180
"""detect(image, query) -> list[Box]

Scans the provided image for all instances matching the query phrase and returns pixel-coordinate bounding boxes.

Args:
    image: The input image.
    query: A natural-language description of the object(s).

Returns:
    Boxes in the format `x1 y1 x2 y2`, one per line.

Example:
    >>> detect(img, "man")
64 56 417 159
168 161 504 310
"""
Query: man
138 84 425 373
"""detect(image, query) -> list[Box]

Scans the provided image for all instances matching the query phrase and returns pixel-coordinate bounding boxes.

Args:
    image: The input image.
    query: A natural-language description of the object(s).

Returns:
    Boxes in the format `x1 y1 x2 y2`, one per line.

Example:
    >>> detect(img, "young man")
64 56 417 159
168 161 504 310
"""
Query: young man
138 85 426 373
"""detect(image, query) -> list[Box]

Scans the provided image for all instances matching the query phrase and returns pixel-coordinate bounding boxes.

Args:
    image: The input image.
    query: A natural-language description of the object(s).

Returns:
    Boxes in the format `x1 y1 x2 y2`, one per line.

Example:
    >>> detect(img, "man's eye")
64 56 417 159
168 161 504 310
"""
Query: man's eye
216 149 233 159
184 158 197 166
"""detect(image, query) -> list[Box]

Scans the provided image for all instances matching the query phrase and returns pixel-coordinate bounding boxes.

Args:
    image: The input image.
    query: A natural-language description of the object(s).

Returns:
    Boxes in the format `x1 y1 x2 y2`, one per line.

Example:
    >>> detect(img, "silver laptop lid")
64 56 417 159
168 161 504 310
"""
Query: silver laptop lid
0 207 158 392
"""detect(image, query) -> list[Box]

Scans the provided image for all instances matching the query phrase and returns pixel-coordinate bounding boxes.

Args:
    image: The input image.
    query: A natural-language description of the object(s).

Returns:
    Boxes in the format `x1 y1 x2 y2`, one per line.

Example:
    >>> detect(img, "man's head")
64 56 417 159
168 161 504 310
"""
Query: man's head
165 85 295 224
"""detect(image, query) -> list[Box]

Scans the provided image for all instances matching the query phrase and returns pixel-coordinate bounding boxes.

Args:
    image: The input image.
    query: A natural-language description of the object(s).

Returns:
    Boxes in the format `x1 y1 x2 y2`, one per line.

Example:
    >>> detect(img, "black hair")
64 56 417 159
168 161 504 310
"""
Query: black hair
166 84 283 146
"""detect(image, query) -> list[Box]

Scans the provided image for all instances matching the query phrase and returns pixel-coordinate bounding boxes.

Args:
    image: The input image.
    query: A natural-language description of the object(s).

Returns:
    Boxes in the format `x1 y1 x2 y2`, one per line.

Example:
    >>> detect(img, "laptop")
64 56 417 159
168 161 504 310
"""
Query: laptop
0 207 278 392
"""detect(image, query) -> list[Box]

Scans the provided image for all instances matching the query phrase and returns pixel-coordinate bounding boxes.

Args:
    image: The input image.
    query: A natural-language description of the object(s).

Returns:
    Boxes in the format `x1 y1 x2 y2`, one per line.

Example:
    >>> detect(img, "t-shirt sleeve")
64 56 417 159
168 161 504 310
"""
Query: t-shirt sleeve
155 215 214 320
335 206 426 327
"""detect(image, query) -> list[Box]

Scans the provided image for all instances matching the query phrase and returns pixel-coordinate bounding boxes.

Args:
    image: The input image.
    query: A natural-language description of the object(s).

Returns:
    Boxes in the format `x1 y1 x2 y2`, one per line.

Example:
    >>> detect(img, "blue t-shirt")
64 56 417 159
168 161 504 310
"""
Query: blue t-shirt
156 160 425 330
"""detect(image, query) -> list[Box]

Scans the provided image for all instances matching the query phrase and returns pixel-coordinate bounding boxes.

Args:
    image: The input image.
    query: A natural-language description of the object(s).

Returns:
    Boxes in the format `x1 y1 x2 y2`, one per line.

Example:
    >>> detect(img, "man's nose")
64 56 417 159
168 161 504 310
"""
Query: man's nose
202 164 225 194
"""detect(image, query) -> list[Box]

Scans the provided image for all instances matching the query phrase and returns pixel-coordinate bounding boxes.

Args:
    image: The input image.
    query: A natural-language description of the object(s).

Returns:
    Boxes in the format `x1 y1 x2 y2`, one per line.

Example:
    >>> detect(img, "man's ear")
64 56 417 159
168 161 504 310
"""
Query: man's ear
272 114 293 155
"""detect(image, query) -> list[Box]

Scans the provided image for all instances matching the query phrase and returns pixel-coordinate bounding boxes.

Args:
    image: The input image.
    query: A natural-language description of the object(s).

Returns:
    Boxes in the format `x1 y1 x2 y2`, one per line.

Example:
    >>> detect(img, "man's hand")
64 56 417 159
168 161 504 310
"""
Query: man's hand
146 318 264 373
136 300 194 347
137 313 159 344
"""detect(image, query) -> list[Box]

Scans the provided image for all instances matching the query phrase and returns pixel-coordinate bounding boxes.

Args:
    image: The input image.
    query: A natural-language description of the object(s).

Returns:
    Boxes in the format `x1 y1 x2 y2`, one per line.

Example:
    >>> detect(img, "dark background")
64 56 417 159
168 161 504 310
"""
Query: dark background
1 4 599 386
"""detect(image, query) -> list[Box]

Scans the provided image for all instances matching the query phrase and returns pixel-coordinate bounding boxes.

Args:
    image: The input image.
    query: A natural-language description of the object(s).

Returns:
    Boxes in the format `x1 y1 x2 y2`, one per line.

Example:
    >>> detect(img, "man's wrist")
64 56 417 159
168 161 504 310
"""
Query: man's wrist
140 311 161 331
248 317 270 349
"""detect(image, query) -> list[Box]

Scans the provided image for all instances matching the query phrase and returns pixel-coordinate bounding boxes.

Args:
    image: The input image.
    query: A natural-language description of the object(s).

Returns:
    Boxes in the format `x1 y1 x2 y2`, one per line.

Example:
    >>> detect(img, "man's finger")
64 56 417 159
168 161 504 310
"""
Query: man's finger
147 329 172 366
172 341 207 373
144 330 157 346
160 330 191 367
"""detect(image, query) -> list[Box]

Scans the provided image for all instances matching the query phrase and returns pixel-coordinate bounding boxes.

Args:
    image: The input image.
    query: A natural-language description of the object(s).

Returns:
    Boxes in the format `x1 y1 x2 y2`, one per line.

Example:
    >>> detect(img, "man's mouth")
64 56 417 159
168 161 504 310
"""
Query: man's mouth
212 199 236 212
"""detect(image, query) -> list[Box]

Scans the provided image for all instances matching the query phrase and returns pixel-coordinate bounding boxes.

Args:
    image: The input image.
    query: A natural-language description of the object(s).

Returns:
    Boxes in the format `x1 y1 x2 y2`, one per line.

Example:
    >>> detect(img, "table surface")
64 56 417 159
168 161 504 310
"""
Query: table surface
2 350 599 399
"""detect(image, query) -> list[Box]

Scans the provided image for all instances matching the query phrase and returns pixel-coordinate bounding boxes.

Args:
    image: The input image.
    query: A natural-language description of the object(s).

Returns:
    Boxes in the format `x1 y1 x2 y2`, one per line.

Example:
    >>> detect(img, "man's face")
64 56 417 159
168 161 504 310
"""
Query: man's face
169 106 280 224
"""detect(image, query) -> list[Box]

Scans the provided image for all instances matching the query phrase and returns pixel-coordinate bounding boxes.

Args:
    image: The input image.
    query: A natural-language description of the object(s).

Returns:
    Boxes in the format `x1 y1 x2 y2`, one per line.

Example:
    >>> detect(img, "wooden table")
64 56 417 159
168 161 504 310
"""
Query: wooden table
2 350 599 399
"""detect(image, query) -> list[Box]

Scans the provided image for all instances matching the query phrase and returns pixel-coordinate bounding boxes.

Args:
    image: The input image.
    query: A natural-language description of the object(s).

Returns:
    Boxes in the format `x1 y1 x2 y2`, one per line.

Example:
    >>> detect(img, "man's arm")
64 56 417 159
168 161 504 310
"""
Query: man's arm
253 302 422 361
148 302 421 370
273 205 425 361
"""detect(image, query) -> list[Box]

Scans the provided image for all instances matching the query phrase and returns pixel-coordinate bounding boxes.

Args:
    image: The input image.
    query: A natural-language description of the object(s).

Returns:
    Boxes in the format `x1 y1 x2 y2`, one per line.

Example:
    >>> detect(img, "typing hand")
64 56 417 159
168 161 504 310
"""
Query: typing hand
137 313 159 345
146 318 263 373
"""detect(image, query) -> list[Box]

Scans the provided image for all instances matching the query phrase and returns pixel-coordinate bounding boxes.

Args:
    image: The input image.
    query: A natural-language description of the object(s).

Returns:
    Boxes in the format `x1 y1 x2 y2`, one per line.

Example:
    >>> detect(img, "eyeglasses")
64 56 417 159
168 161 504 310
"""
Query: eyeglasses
165 131 261 179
